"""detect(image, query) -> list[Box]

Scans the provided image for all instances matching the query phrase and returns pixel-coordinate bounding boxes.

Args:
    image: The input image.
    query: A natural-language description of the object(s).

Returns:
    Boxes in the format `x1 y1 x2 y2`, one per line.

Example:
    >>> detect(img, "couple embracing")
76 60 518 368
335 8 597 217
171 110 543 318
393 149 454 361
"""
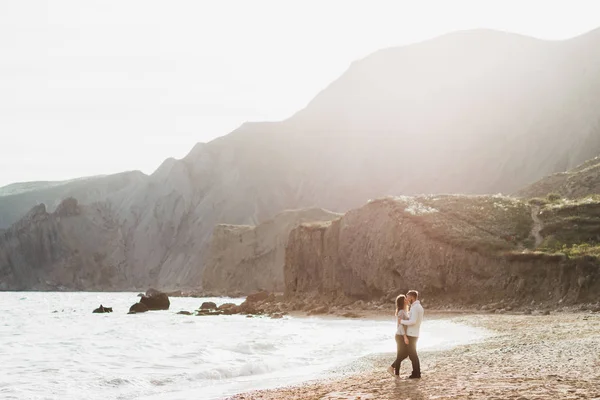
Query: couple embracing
388 290 424 379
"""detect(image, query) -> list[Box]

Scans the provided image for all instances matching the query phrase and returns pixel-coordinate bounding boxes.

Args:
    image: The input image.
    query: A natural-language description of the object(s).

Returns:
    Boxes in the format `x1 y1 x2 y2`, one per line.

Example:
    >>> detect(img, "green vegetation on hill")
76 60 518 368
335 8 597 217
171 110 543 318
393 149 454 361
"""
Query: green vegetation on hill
535 195 600 258
378 194 600 261
378 195 533 254
517 156 600 199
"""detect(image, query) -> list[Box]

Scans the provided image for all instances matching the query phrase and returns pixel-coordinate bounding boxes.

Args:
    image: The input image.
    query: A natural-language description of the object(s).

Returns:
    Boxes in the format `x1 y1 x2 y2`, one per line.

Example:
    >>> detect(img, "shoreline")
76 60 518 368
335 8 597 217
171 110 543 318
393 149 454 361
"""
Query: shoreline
228 312 600 400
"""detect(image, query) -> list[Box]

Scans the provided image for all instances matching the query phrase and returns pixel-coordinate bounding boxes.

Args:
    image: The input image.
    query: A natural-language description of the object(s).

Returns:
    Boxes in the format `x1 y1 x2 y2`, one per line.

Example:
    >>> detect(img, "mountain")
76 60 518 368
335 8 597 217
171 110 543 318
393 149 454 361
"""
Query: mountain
202 208 341 294
517 155 600 199
0 171 146 229
2 28 600 290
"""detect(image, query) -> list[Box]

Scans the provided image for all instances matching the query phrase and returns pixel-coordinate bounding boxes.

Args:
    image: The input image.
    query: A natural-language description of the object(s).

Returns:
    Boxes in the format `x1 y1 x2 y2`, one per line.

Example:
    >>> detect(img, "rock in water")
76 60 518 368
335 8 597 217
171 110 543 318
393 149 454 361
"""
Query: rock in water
128 302 149 314
199 301 217 310
93 304 113 313
139 288 170 310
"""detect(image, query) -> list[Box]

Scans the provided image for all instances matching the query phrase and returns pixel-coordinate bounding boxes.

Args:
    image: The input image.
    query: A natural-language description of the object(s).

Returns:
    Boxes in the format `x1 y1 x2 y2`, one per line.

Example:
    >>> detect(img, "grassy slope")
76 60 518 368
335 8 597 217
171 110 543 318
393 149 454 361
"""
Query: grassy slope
517 156 600 199
381 193 599 261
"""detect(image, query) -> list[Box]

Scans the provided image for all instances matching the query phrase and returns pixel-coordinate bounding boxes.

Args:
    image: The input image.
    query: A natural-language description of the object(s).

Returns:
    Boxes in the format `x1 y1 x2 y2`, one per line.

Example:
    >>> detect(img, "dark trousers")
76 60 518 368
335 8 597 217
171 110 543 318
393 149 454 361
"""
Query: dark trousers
391 334 408 375
407 335 421 377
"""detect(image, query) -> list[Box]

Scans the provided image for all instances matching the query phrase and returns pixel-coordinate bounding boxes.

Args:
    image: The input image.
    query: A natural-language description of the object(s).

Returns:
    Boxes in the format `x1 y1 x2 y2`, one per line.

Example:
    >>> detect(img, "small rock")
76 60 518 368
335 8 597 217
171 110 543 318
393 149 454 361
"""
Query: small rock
177 311 192 315
93 304 113 313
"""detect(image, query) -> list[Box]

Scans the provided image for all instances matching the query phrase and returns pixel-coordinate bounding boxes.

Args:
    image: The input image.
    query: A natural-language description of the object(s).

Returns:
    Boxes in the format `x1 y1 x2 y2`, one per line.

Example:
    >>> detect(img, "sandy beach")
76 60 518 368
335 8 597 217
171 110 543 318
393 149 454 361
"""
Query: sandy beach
229 312 600 400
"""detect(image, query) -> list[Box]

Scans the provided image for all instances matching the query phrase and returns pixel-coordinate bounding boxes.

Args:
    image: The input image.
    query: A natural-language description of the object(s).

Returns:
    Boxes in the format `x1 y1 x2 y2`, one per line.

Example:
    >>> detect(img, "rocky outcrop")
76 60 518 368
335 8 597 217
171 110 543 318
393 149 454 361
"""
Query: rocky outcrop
284 196 600 308
202 208 340 294
517 156 600 199
4 29 600 290
0 198 128 290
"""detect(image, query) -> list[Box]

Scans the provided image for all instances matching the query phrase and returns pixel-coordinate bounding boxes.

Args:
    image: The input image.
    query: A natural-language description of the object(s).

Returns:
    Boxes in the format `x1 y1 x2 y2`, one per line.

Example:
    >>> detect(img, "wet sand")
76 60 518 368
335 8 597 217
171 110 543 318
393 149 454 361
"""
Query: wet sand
228 312 600 399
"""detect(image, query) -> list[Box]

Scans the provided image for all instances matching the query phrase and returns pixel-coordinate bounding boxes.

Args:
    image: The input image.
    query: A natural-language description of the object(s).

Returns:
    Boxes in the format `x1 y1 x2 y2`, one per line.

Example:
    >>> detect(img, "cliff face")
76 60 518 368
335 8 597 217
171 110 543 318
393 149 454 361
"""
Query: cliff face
0 198 129 290
284 197 599 307
202 208 340 294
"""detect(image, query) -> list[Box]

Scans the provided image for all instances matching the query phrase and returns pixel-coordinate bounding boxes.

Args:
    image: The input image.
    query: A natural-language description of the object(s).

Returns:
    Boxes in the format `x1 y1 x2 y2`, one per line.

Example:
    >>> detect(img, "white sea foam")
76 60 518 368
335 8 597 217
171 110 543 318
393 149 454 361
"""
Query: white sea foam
0 292 491 400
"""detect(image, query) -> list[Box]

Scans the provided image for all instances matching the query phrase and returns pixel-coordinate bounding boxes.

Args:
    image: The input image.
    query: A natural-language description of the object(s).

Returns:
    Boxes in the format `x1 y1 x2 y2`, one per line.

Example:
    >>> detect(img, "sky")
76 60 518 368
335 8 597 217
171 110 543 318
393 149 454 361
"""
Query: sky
1 0 600 187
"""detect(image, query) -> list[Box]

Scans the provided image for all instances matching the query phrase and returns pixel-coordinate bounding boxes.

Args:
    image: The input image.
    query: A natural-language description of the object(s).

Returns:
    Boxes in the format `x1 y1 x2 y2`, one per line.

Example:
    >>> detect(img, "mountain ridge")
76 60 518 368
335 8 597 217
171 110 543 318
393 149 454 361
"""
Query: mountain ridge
2 27 600 290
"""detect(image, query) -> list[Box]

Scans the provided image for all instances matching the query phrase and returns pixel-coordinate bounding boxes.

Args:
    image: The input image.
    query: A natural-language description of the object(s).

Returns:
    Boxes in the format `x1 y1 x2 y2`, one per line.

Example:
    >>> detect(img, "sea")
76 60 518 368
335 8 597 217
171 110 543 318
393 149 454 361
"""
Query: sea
0 292 491 400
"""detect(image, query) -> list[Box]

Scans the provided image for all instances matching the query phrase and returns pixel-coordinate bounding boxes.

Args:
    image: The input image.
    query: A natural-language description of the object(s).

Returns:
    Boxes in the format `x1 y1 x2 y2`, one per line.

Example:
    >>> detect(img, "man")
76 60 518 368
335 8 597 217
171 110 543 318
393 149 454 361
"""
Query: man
400 290 424 379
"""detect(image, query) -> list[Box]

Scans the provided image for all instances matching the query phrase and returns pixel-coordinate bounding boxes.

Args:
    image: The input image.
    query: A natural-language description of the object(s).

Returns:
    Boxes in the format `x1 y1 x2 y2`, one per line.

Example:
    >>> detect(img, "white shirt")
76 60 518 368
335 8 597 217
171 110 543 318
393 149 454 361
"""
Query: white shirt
400 300 424 337
395 309 409 336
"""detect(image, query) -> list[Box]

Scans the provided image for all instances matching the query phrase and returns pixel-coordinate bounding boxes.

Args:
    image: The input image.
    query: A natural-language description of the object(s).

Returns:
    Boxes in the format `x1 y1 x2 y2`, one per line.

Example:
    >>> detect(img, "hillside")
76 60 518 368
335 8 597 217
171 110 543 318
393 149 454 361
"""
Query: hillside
284 196 599 307
517 155 600 199
0 171 146 229
2 28 600 290
202 208 341 294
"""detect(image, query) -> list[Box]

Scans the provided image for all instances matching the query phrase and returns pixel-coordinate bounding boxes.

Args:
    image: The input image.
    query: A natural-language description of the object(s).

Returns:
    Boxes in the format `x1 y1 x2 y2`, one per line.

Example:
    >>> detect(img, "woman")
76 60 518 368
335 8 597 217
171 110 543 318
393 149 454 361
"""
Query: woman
388 294 409 377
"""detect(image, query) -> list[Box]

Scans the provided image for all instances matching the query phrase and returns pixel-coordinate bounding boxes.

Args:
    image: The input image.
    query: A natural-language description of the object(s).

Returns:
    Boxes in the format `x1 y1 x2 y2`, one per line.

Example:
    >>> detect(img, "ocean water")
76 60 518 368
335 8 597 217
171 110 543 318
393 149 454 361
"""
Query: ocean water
0 293 490 400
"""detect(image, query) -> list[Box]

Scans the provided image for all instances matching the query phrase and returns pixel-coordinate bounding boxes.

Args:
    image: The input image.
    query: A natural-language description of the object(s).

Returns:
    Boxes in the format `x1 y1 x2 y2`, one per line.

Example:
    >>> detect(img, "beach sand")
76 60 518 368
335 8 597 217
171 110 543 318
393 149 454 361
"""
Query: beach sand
229 312 600 399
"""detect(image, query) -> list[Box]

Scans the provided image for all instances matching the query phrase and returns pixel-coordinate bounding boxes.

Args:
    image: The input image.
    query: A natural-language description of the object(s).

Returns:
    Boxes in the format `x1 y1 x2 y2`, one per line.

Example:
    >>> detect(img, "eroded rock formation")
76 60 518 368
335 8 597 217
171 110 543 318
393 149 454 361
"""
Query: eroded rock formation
284 196 600 307
202 208 341 294
0 198 128 290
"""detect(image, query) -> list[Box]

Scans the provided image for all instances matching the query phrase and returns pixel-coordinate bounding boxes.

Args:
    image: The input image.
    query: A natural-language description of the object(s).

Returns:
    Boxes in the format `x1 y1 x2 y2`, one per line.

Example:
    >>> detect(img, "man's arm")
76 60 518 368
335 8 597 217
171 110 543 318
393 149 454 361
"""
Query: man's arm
401 307 417 326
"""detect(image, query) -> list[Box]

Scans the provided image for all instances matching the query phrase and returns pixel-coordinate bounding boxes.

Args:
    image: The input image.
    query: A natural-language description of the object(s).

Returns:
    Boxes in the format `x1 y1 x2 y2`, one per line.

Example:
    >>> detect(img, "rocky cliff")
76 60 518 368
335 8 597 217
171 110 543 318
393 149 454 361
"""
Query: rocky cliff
3 28 600 290
517 156 600 199
202 208 341 294
0 198 129 290
284 196 599 307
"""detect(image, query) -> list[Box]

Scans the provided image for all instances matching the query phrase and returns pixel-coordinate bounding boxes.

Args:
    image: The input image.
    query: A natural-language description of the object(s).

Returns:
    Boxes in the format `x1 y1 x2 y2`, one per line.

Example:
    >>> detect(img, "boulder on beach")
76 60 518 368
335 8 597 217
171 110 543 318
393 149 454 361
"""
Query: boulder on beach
92 304 113 313
128 302 149 314
246 291 270 303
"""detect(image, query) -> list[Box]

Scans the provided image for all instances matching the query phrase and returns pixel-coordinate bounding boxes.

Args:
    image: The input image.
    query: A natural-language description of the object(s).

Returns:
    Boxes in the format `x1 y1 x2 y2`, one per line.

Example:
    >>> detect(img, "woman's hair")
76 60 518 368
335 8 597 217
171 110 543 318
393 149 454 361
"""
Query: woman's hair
395 294 407 316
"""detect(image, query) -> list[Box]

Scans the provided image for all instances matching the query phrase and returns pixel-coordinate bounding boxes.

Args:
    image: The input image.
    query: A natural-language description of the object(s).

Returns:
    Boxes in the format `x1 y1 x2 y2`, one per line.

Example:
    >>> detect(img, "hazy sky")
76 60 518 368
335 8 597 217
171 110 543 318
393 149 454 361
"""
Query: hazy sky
1 0 599 187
